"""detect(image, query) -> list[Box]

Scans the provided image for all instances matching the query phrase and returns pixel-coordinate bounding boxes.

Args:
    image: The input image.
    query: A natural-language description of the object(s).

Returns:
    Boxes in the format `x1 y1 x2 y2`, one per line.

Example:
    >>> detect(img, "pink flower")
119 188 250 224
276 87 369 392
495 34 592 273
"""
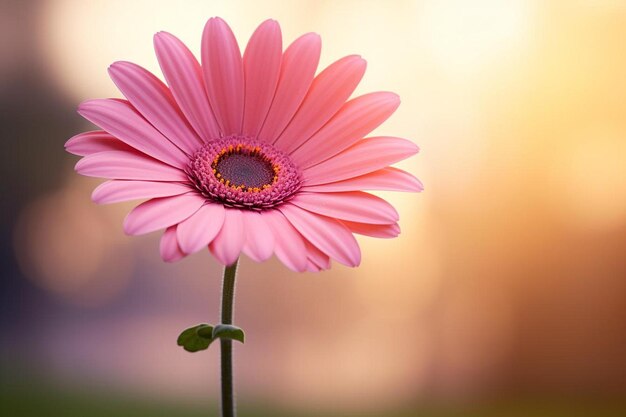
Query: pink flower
65 17 422 272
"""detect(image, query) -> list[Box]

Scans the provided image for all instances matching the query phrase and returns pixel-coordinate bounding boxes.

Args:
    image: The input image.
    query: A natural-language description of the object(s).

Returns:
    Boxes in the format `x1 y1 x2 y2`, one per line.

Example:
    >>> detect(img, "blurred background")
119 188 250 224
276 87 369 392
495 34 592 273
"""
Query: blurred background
2 0 626 416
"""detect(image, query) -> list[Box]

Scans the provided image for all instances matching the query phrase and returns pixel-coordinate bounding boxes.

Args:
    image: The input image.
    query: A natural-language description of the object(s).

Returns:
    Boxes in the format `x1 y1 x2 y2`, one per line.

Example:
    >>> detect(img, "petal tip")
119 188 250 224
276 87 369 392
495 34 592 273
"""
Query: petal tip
260 18 280 28
300 32 322 48
106 64 120 79
399 139 420 155
122 213 144 236
76 99 94 114
122 219 136 236
387 91 401 105
73 156 93 175
64 133 79 150
76 98 105 117
347 256 361 268
108 60 133 73
162 256 179 263
90 187 103 204
206 16 228 30
153 31 166 44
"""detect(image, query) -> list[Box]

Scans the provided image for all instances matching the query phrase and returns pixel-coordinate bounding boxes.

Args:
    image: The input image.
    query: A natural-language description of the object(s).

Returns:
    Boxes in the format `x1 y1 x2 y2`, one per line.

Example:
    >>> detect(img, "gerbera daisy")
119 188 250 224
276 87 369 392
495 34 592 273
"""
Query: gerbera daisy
65 17 422 272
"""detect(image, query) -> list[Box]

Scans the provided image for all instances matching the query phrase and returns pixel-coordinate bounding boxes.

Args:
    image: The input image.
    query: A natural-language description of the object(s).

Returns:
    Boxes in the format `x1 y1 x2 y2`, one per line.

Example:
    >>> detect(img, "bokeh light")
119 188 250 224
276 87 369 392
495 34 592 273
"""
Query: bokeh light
14 175 134 307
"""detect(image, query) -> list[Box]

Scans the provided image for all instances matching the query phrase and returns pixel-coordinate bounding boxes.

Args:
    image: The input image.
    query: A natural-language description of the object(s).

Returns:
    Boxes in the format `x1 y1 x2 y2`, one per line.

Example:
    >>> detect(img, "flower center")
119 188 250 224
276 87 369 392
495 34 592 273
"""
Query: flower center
187 136 301 210
213 145 277 191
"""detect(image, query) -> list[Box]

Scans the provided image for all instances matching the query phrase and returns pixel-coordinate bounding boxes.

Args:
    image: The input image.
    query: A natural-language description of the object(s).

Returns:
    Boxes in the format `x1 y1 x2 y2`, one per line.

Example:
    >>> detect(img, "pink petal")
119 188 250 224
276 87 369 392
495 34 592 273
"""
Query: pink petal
209 208 245 266
108 61 202 155
242 19 282 137
302 137 419 185
290 191 398 225
78 99 188 168
341 221 400 239
279 203 361 267
301 167 423 193
153 31 221 141
92 180 191 204
202 17 244 135
241 210 274 262
65 131 133 156
291 92 401 168
305 261 321 272
262 209 307 272
123 194 205 236
160 226 186 262
257 33 321 142
75 150 188 181
304 240 331 271
273 55 366 153
176 203 225 255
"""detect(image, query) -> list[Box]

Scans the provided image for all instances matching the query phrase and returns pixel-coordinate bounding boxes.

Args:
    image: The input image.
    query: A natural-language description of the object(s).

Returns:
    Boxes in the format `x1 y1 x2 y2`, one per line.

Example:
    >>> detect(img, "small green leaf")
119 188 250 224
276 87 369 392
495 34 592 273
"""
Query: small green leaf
177 324 215 352
212 324 245 343
196 325 214 339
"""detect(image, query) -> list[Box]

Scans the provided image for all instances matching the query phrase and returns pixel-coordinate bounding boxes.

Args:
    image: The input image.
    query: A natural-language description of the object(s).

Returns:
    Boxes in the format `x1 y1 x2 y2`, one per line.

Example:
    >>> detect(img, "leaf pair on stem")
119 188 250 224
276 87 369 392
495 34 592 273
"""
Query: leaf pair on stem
177 324 245 352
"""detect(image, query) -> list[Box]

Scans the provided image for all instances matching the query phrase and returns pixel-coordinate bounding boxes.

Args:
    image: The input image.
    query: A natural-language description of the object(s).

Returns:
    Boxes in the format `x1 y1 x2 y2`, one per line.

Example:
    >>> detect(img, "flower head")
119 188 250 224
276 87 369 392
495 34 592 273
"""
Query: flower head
65 17 422 272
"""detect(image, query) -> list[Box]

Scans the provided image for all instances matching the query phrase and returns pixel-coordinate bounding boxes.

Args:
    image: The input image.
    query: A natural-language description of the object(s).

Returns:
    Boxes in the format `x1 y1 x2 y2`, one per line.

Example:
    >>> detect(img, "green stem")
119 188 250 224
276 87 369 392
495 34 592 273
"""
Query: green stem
220 259 239 417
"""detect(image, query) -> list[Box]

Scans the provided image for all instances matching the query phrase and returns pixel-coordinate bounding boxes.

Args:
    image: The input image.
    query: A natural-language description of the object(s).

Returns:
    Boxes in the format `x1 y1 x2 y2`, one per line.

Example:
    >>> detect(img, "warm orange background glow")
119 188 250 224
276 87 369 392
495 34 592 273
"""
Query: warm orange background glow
3 1 626 415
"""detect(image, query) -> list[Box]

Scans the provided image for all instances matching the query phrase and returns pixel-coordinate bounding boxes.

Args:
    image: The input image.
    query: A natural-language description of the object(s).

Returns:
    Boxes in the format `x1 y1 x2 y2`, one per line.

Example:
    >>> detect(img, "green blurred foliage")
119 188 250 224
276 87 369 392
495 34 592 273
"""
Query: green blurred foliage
2 369 626 417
